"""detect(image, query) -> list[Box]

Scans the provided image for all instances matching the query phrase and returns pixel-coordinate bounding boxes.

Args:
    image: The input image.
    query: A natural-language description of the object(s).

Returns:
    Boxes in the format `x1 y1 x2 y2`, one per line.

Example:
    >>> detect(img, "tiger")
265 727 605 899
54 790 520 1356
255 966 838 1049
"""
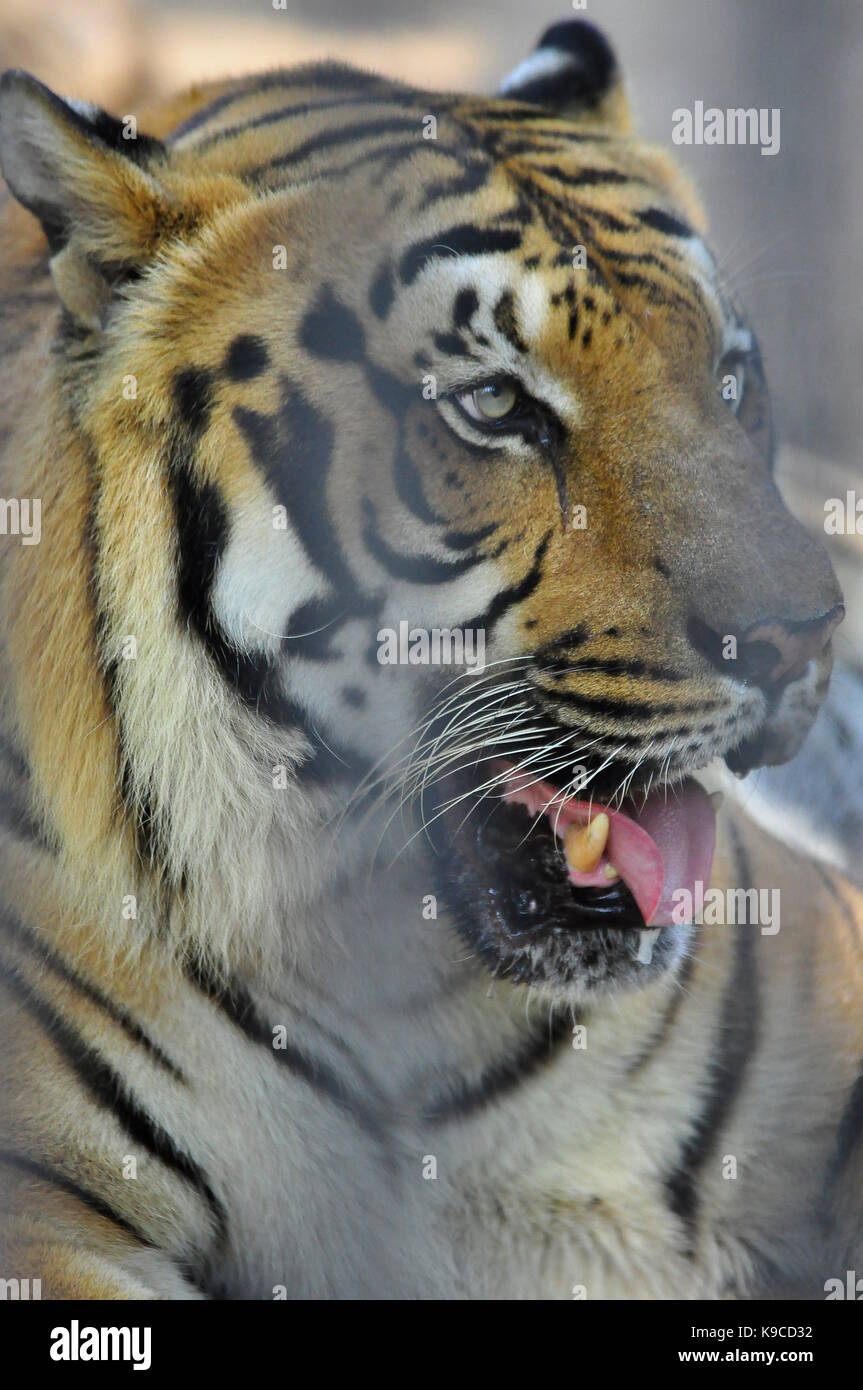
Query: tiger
0 17 861 1301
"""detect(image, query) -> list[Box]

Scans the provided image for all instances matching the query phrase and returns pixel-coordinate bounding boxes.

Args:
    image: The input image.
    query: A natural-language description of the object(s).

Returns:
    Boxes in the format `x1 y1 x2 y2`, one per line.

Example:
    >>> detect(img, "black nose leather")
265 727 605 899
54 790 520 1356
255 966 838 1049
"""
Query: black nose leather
688 603 844 690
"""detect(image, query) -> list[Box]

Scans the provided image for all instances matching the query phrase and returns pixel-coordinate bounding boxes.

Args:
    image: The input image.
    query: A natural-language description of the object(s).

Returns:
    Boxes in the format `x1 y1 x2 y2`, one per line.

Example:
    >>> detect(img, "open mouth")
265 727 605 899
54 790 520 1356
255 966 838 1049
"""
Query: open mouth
433 759 717 992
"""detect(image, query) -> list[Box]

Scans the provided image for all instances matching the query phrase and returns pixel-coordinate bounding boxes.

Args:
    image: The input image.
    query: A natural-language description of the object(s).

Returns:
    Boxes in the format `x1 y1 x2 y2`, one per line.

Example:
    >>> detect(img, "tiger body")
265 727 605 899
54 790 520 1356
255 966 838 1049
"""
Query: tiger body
2 807 863 1299
0 21 861 1299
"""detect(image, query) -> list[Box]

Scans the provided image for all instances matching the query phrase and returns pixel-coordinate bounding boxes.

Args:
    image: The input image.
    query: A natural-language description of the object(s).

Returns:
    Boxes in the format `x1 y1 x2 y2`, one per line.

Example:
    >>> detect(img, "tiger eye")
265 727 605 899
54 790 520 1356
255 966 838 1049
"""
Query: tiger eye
473 382 517 419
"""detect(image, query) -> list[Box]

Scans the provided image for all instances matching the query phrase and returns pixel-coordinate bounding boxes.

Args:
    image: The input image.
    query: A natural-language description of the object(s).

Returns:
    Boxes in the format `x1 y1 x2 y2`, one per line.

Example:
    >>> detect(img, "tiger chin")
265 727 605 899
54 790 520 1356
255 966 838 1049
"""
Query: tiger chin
0 19 861 1301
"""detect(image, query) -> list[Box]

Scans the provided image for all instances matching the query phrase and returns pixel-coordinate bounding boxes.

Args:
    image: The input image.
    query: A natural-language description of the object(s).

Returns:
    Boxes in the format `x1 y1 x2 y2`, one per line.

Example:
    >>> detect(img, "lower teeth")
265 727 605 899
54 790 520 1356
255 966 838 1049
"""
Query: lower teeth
636 928 661 965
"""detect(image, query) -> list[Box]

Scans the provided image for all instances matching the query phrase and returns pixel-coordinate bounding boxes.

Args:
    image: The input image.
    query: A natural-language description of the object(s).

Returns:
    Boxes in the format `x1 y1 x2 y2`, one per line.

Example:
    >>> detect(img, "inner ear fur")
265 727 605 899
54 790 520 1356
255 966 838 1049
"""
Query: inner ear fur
0 69 243 328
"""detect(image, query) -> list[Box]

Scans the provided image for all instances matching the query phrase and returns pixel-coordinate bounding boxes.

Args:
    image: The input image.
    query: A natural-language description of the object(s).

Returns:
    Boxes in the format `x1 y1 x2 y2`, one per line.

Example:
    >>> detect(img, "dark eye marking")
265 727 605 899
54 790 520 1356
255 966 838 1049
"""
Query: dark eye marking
223 335 270 382
299 285 366 362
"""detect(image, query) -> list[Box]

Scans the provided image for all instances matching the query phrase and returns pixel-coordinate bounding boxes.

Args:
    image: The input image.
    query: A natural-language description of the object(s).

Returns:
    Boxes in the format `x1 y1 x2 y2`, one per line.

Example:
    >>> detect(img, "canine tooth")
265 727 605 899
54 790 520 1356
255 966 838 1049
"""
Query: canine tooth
564 812 610 874
603 863 619 881
709 791 724 813
636 928 661 965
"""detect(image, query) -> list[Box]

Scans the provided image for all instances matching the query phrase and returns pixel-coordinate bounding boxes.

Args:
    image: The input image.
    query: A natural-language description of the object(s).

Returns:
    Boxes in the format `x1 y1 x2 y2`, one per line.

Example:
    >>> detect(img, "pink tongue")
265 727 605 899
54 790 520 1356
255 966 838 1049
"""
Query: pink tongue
502 776 716 927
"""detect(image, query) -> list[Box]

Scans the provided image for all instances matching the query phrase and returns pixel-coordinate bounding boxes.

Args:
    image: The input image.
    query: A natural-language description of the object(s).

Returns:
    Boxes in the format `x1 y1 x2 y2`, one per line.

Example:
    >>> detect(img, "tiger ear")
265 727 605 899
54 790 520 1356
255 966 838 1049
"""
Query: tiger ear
498 19 633 134
0 69 171 328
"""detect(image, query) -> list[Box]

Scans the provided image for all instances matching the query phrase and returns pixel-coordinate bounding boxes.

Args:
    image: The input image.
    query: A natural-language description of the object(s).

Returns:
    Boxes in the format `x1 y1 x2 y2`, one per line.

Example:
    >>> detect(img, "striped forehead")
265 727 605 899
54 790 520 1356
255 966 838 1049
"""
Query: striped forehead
169 68 731 358
388 206 726 384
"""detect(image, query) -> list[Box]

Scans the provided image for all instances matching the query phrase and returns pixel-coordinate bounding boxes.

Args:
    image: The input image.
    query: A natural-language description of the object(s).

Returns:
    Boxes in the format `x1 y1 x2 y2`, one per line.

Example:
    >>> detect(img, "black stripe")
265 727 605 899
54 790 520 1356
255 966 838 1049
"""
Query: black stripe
362 499 497 583
192 91 412 152
0 962 228 1246
223 334 269 382
664 822 759 1253
609 266 698 317
637 207 694 239
169 437 359 778
168 452 226 634
298 286 366 362
169 67 391 141
626 934 699 1077
369 260 395 319
424 1011 573 1121
590 242 683 270
174 366 215 435
233 376 382 638
823 1064 863 1206
249 115 421 180
432 330 471 357
0 729 30 782
580 205 638 235
547 656 685 683
493 289 528 353
399 225 522 286
394 433 447 522
509 174 614 297
233 378 353 592
534 625 588 659
80 430 158 869
0 788 44 845
453 287 479 330
416 157 489 211
465 530 552 641
0 1149 153 1247
442 522 499 551
183 958 388 1141
320 137 435 183
0 910 185 1081
477 109 610 129
539 164 632 189
813 863 863 965
365 363 448 525
541 687 721 721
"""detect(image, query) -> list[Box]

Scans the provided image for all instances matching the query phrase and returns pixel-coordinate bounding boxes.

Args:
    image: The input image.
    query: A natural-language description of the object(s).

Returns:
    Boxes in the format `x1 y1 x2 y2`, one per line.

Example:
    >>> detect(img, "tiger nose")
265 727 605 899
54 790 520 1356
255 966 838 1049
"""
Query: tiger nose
688 603 845 689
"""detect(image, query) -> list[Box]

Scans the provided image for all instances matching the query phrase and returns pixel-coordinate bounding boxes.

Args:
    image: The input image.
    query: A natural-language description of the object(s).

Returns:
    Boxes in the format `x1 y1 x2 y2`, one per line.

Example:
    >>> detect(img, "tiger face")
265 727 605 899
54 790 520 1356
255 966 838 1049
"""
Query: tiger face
0 21 843 998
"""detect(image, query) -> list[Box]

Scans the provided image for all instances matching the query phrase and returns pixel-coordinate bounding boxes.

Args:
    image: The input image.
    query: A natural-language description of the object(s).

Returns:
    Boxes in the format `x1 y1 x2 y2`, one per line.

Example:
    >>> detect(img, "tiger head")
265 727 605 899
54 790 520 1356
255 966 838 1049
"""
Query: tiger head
0 20 843 998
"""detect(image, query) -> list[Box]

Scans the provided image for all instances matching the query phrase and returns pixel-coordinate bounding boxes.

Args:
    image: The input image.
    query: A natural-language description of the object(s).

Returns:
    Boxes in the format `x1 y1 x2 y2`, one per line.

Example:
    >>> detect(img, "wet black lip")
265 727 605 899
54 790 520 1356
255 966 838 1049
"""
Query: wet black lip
426 757 684 991
471 795 645 935
432 769 647 940
725 736 765 777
